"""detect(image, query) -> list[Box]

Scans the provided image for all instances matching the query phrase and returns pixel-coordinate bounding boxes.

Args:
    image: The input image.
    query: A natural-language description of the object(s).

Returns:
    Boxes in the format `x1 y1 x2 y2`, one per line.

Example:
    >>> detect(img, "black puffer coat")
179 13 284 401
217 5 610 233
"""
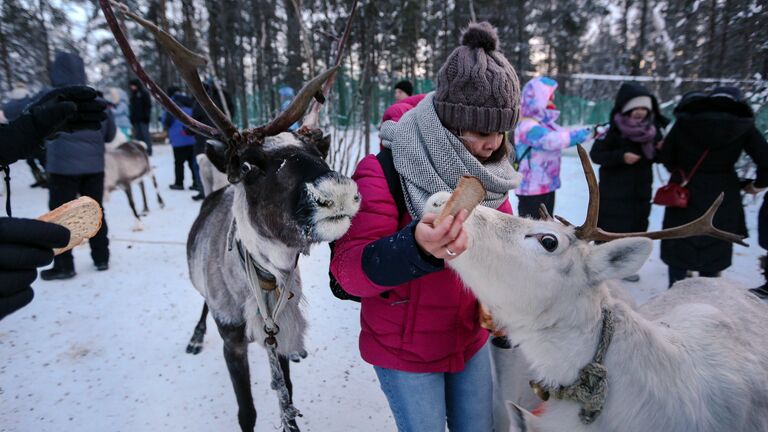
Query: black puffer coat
658 94 768 272
590 83 669 233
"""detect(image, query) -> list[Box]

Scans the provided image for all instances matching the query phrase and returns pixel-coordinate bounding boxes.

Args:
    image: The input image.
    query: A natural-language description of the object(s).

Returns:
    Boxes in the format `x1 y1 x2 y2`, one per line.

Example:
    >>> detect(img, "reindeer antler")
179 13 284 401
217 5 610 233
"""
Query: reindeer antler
100 0 222 140
569 145 747 246
101 0 344 148
538 203 553 221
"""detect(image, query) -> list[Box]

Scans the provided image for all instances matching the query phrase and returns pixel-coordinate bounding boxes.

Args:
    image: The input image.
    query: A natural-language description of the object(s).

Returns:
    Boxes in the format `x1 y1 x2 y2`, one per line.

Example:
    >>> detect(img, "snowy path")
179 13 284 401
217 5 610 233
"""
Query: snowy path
0 144 762 431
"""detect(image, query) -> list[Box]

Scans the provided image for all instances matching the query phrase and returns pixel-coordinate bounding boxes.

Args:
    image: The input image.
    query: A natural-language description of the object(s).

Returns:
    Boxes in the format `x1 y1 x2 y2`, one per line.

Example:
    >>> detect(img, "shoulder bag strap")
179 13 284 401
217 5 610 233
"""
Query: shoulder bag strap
681 148 710 187
376 147 406 218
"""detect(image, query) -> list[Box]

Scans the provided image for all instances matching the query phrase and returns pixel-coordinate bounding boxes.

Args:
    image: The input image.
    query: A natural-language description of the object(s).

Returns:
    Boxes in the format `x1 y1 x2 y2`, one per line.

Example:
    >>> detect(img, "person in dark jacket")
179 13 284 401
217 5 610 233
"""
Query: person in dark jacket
750 196 768 298
161 86 198 190
129 78 152 155
590 83 669 282
188 80 234 201
0 84 105 320
40 52 116 281
2 87 48 188
658 87 768 287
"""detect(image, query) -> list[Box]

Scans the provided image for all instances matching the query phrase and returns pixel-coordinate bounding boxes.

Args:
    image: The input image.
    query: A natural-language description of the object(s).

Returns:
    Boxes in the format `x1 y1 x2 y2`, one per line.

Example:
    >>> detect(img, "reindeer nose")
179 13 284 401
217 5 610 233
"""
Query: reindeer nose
309 172 360 214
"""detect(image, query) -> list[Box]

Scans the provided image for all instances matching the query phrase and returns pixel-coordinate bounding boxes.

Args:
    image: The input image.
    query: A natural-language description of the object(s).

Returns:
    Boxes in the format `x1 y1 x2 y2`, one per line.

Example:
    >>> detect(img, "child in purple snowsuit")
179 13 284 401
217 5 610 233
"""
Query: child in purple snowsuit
513 76 592 218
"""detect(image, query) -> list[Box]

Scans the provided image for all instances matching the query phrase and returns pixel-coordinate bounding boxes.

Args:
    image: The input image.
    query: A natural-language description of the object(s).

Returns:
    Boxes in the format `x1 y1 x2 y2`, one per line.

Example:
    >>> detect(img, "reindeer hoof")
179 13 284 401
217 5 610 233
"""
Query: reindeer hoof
186 341 203 355
289 349 308 363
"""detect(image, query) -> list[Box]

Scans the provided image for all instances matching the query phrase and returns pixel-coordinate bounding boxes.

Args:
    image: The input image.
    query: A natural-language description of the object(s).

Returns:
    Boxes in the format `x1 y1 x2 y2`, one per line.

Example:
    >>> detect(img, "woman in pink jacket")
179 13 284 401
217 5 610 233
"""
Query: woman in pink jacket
331 22 521 431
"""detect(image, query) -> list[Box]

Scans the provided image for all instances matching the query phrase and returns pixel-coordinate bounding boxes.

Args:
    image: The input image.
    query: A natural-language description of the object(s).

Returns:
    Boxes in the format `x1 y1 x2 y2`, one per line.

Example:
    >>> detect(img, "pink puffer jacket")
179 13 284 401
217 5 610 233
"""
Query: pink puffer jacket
330 154 512 373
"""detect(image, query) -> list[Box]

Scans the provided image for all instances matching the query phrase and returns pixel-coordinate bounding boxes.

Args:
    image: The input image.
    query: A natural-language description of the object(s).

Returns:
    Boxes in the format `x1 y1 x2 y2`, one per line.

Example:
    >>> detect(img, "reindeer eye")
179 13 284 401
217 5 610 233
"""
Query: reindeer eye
240 162 253 175
539 234 558 252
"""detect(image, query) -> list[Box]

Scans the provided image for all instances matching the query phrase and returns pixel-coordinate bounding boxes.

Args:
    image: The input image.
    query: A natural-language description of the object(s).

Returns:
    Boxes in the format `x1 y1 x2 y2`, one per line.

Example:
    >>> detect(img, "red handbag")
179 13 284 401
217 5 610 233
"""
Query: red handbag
653 149 710 208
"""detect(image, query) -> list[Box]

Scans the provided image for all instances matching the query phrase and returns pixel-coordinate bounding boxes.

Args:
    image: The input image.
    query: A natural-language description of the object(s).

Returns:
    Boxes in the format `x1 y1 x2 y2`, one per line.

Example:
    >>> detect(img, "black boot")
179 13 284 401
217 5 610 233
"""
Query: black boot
749 255 768 299
41 267 76 281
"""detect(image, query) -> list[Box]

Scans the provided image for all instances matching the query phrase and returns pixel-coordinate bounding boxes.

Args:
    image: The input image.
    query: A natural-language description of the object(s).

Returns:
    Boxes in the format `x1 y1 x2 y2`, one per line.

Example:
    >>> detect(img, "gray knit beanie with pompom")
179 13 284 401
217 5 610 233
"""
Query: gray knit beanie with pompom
434 22 521 134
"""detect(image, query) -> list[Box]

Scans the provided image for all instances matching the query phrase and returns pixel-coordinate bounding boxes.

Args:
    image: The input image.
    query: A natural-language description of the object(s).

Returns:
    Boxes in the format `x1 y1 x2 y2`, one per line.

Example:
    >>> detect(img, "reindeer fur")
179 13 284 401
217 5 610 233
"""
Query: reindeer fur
425 192 768 432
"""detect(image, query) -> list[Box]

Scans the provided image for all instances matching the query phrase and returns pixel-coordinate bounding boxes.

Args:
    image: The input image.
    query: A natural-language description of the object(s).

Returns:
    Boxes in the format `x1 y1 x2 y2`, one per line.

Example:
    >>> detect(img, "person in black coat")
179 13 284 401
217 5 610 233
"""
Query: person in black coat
0 84 106 320
3 89 48 188
129 78 153 155
658 87 768 287
590 83 669 282
40 52 116 280
750 196 768 298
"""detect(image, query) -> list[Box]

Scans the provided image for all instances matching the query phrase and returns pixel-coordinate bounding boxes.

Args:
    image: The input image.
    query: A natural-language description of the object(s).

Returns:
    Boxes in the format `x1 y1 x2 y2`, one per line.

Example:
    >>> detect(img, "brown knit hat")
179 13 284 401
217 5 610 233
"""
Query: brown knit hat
434 22 521 134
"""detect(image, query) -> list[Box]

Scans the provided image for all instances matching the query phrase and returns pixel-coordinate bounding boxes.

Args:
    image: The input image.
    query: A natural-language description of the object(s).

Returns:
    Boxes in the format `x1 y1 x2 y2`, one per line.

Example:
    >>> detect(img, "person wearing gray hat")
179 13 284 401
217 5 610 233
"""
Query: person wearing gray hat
330 21 521 432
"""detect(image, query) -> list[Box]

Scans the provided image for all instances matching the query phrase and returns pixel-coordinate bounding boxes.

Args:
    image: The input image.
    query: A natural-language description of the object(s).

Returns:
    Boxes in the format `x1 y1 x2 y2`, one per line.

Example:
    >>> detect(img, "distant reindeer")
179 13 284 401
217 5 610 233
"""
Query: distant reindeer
427 147 767 432
104 140 165 231
195 153 228 196
101 1 360 431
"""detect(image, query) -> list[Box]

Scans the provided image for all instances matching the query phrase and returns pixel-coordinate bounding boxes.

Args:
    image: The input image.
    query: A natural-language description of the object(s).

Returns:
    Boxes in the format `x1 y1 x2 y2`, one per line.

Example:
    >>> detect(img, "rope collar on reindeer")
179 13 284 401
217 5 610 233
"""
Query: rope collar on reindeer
529 307 615 425
228 218 302 430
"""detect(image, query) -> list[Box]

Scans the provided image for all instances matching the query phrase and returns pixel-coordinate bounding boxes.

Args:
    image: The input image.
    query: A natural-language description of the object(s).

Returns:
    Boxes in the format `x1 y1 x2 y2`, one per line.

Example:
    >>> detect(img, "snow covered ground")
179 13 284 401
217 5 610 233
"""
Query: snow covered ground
0 144 763 431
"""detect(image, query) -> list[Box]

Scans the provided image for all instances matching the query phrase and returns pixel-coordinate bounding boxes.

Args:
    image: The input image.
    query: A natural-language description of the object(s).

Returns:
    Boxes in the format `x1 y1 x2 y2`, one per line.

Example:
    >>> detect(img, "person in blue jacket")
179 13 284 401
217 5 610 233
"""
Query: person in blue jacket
162 86 199 191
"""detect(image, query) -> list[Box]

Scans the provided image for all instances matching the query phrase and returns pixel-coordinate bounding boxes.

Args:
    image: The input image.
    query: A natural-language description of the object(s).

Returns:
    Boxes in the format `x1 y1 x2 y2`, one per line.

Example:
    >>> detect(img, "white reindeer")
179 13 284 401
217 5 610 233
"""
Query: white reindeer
427 147 768 432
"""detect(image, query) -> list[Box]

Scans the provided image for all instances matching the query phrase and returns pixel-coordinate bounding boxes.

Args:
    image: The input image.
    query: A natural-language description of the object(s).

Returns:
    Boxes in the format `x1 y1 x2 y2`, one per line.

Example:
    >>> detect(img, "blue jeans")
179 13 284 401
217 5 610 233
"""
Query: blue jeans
374 344 494 432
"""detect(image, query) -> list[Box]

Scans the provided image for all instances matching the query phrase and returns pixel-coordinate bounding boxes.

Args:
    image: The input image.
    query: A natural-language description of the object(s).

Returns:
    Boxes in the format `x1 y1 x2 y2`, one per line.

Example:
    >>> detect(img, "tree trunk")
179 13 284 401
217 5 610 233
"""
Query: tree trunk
38 0 51 82
631 0 648 75
148 0 172 89
704 0 718 77
515 0 527 73
283 0 305 92
716 0 730 76
180 0 197 51
0 21 12 91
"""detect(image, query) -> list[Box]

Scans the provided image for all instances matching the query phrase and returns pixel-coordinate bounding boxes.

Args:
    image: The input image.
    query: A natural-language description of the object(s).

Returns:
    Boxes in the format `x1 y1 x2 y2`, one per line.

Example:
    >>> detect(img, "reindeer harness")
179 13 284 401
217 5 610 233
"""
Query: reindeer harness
530 307 615 425
227 219 302 429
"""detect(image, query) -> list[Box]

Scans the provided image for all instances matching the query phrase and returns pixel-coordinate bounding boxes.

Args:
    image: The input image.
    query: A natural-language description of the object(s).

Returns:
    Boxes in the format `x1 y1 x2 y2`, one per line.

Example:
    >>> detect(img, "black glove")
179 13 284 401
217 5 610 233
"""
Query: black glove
0 218 70 320
26 85 107 138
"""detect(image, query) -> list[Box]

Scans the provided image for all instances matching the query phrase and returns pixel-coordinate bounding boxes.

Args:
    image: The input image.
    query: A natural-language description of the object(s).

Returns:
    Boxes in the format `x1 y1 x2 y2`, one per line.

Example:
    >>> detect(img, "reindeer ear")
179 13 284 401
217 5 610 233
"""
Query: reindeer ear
586 238 652 282
317 134 331 159
205 140 228 173
298 129 331 159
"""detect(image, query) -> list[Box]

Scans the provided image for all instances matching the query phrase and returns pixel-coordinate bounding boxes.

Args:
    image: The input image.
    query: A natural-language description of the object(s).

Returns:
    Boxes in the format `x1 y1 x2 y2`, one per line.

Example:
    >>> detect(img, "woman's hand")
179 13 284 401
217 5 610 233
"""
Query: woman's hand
623 152 641 165
415 209 469 260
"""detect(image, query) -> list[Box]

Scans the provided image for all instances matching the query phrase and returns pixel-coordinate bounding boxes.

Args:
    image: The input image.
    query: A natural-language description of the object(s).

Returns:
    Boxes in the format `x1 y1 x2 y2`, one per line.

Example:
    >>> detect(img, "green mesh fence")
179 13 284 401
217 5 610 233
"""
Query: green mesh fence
241 71 766 138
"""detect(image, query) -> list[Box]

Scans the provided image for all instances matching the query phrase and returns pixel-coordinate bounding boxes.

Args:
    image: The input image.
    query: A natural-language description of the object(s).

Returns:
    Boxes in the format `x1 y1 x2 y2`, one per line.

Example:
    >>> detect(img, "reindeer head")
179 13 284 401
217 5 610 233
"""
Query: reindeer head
426 146 746 323
100 0 360 246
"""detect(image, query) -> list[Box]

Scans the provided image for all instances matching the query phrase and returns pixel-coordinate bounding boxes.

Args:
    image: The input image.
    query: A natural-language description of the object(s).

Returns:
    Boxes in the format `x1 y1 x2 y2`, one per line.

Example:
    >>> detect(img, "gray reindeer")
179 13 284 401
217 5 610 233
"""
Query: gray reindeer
104 139 164 231
100 1 360 431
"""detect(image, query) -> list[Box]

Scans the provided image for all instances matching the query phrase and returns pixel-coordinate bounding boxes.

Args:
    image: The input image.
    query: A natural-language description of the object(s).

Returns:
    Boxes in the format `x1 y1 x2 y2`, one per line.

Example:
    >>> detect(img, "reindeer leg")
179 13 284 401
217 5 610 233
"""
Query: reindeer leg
186 303 208 354
123 186 144 231
215 320 256 432
151 173 165 209
139 180 149 216
278 355 300 432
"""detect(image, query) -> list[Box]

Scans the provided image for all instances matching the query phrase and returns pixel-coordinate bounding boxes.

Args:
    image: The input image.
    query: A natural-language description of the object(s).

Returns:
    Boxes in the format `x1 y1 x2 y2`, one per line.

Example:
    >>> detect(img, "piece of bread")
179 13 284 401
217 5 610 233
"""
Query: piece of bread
38 197 103 256
434 176 486 226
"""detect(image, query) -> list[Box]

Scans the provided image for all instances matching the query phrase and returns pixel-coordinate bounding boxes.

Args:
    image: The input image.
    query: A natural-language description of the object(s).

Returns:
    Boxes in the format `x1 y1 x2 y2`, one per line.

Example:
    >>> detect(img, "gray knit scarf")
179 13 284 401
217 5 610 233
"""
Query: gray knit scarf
380 93 521 218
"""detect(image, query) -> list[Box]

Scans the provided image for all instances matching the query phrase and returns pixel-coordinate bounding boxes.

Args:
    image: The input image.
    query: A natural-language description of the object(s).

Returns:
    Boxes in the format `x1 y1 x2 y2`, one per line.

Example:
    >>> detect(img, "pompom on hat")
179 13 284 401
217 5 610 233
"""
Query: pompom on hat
433 21 521 134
